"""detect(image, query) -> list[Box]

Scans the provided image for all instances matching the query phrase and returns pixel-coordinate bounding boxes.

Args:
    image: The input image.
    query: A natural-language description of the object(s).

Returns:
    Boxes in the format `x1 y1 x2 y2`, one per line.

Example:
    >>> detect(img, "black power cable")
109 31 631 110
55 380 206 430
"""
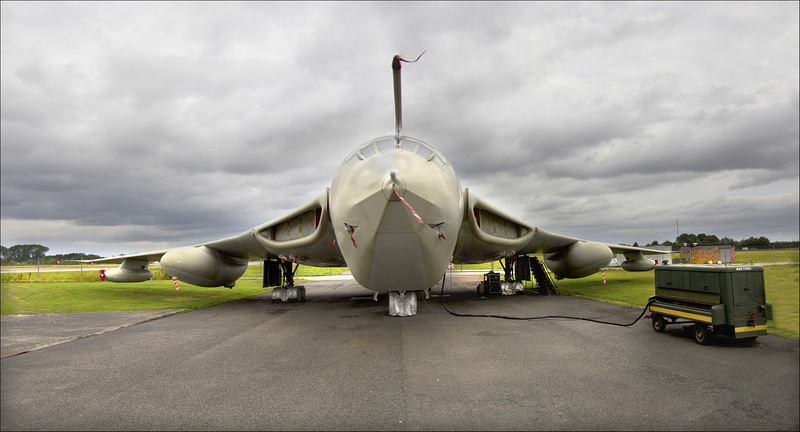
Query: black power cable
439 271 655 327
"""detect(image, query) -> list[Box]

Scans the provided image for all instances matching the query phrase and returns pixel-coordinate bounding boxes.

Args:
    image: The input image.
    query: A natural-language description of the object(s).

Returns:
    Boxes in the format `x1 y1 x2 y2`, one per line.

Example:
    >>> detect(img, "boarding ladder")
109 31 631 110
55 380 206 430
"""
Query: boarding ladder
531 257 558 295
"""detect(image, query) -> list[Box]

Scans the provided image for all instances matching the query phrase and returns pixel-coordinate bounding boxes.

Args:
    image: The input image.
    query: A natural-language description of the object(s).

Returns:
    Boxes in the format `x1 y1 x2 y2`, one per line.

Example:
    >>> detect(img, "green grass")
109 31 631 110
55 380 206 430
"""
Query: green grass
0 265 348 283
240 264 350 277
0 264 348 315
732 248 799 264
762 265 800 340
551 265 799 340
1 270 104 283
0 278 273 315
0 268 176 283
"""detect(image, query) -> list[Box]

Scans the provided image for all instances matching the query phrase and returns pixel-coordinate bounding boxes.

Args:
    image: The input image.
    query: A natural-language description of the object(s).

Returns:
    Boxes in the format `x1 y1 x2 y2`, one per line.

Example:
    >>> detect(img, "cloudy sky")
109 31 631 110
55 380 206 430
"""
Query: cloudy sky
2 2 798 257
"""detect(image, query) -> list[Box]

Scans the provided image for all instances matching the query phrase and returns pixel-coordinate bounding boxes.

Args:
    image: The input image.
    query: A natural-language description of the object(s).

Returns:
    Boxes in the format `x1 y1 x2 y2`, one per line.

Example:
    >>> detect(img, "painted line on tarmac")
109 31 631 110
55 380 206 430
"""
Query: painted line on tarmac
0 309 186 359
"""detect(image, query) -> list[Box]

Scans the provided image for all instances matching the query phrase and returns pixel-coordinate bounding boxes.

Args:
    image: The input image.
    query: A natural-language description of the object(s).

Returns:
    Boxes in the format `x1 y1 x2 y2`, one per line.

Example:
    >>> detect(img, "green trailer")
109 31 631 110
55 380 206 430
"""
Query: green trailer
648 264 773 345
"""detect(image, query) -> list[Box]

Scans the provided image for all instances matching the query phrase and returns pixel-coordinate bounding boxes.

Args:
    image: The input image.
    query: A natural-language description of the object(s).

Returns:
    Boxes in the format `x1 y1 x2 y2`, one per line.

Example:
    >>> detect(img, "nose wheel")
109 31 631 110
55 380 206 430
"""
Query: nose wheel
388 291 418 316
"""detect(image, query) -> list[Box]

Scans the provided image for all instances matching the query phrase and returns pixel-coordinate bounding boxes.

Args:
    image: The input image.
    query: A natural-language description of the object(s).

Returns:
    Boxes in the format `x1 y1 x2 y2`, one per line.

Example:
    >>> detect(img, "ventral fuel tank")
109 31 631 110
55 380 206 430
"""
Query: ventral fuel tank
104 258 152 282
544 241 613 279
160 246 248 288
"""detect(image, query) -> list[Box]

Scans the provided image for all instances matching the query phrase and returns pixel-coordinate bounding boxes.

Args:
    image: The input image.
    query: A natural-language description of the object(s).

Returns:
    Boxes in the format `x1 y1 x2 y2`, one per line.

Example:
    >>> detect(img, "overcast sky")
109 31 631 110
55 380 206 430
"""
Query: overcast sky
2 2 798 257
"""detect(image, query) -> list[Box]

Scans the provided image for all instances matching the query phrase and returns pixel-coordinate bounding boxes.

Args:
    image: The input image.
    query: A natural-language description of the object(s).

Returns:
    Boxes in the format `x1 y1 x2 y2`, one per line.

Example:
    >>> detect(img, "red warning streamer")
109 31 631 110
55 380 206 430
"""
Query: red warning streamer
393 187 424 224
344 224 357 249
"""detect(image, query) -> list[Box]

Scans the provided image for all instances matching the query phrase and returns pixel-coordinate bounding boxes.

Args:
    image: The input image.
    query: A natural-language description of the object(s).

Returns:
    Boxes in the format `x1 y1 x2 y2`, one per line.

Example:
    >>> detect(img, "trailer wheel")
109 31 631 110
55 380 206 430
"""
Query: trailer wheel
693 325 711 345
652 313 666 333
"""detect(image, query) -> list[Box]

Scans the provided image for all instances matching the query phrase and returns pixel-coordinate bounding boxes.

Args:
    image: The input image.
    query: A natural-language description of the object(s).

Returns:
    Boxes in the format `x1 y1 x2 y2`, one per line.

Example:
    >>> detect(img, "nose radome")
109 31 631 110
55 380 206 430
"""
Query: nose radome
382 171 406 200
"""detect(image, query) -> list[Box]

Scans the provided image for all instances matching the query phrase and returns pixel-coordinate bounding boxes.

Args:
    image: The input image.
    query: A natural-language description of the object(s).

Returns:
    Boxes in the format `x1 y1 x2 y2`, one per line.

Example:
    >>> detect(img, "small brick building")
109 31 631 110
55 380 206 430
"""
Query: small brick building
679 245 735 264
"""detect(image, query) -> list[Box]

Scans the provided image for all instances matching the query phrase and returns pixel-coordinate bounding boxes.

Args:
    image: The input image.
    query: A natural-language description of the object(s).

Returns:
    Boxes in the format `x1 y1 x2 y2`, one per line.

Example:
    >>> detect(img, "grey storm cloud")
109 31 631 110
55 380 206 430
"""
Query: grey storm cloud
1 1 798 257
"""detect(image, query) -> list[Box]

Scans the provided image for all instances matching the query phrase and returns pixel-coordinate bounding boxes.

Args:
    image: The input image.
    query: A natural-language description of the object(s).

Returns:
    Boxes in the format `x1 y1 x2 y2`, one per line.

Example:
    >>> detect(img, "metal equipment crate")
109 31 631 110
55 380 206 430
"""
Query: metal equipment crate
648 264 773 345
477 271 502 295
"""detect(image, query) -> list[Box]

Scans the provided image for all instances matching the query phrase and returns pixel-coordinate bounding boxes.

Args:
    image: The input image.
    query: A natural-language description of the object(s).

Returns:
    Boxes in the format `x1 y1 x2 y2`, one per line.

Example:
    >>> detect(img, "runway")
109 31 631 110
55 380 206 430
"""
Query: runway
2 272 798 430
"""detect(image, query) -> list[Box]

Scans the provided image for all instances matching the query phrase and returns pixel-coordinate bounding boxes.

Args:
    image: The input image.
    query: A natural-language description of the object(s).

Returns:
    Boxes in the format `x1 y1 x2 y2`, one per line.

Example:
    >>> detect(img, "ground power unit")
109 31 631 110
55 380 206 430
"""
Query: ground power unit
648 264 773 345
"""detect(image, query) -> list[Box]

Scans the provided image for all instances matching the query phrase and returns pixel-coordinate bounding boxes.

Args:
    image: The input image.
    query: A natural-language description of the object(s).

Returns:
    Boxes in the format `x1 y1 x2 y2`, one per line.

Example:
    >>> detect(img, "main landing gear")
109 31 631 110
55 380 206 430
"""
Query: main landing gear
265 259 306 303
272 285 306 302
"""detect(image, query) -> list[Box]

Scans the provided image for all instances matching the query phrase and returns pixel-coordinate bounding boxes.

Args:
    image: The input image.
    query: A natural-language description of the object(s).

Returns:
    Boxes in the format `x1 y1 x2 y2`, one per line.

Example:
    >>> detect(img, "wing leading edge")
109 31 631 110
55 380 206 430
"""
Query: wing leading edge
453 189 664 279
89 190 345 285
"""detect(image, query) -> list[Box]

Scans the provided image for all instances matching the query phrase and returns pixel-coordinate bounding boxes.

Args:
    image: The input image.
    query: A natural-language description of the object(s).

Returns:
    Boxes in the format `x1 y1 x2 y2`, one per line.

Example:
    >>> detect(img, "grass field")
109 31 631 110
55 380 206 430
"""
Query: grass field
0 265 350 283
731 248 799 263
0 278 271 314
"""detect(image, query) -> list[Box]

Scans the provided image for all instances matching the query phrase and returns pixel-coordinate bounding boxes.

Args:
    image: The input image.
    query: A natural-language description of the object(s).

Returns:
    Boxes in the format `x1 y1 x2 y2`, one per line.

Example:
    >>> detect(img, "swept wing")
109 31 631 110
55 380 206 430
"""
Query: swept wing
89 190 344 286
453 189 664 279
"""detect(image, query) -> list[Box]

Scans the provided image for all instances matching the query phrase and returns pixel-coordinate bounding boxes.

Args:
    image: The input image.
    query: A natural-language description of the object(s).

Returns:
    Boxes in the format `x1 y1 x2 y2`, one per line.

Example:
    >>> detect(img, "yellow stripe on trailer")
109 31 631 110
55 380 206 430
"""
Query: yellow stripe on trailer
650 305 712 323
735 325 767 334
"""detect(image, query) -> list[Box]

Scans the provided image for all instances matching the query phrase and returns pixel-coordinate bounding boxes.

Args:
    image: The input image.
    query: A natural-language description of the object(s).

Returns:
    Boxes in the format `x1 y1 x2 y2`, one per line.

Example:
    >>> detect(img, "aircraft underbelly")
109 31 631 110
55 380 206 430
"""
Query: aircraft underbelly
368 201 430 292
368 232 429 292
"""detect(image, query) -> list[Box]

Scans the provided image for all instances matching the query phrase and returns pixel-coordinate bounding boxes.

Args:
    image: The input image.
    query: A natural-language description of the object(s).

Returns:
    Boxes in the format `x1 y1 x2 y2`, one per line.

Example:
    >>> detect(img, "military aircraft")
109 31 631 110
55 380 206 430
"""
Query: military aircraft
91 54 665 316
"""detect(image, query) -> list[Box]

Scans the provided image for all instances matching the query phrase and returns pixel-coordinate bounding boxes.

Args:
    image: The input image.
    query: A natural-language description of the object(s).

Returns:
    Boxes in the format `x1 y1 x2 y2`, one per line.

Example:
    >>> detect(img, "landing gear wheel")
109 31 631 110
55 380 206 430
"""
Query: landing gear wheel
693 325 711 345
652 313 666 333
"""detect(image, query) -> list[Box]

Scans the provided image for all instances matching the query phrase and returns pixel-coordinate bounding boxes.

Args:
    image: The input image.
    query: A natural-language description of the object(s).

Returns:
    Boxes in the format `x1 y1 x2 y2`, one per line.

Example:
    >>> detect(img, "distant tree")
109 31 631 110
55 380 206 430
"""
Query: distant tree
772 240 800 248
677 233 698 246
701 235 720 244
741 236 771 249
633 242 639 247
662 240 682 251
648 240 660 246
1 245 108 264
719 237 736 245
50 252 102 261
5 244 49 262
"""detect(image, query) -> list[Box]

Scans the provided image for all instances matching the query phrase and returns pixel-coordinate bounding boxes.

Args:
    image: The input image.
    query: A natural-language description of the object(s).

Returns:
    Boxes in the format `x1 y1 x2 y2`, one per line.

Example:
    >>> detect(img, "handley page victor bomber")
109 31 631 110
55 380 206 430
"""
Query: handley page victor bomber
91 54 665 316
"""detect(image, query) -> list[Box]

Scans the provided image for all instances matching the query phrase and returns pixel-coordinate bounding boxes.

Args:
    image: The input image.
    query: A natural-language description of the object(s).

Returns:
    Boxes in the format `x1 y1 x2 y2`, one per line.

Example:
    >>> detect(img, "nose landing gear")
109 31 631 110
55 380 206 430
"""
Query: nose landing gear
388 291 418 317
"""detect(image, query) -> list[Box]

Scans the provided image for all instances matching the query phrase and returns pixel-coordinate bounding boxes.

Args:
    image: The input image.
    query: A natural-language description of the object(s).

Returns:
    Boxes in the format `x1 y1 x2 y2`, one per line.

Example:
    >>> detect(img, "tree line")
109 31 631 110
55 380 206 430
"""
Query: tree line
643 234 799 251
1 244 101 265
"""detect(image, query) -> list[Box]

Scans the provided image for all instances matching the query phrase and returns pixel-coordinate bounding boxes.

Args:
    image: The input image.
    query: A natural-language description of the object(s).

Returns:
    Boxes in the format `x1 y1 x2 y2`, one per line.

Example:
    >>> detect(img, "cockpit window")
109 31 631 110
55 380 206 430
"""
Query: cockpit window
416 145 432 160
376 139 394 152
360 143 376 158
339 136 448 175
401 140 417 151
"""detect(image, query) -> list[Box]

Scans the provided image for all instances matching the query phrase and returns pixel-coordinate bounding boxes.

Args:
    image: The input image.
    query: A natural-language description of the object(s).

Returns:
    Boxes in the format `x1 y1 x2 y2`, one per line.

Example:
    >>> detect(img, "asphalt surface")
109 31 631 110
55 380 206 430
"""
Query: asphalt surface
1 310 185 358
1 272 798 431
